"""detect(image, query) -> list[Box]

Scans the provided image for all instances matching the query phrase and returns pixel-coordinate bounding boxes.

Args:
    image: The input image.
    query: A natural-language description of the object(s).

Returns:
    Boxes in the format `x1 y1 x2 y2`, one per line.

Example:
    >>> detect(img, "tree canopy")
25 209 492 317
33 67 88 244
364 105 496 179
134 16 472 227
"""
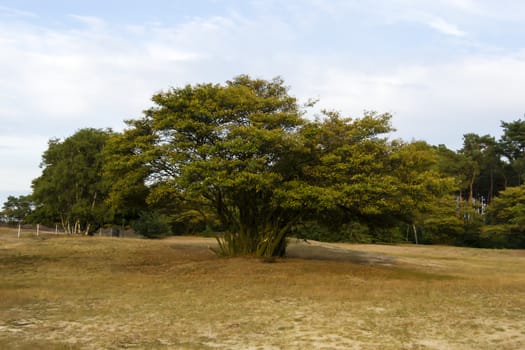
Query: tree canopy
105 76 308 255
31 128 112 234
104 76 458 255
1 195 33 224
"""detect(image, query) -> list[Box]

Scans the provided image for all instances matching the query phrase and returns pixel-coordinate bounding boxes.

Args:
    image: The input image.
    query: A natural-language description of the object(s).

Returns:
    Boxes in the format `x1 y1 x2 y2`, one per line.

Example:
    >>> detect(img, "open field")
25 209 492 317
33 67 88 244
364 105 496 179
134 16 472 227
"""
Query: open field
1 228 524 349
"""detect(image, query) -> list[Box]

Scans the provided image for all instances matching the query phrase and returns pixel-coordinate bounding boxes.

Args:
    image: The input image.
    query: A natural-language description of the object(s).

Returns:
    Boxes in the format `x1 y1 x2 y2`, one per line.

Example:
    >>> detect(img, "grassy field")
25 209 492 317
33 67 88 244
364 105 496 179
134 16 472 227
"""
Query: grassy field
1 227 524 349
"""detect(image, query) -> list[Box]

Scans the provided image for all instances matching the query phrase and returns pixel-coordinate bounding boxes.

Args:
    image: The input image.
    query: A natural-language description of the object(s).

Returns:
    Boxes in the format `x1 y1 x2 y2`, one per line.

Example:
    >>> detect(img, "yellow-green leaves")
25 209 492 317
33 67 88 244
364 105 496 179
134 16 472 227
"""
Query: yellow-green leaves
104 76 460 253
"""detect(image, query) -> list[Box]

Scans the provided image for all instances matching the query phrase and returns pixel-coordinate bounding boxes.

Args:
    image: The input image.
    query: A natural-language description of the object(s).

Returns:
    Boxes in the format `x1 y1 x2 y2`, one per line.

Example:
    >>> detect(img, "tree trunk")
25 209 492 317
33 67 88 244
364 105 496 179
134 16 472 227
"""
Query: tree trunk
469 174 475 205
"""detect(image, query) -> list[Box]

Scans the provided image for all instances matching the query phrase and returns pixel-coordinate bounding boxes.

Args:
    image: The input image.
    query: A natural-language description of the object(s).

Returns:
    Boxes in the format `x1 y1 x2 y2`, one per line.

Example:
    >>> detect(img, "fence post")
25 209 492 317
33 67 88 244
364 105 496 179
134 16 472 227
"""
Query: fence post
17 223 21 239
37 224 40 237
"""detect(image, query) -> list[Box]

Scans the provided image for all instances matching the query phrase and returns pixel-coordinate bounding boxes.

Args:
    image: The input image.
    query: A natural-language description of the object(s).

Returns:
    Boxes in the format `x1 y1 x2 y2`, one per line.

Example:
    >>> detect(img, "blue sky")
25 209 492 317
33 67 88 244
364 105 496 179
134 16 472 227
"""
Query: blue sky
2 0 525 204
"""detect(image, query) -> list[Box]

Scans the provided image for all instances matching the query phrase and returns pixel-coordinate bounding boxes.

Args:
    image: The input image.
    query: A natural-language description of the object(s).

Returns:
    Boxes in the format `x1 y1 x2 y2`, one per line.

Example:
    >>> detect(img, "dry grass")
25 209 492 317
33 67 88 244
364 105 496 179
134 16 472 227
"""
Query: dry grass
1 227 524 349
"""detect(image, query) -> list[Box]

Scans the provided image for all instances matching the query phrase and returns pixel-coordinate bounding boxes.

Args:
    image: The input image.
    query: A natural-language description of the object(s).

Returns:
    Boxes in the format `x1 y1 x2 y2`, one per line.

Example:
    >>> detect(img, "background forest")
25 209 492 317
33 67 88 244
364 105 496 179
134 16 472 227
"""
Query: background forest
2 76 525 255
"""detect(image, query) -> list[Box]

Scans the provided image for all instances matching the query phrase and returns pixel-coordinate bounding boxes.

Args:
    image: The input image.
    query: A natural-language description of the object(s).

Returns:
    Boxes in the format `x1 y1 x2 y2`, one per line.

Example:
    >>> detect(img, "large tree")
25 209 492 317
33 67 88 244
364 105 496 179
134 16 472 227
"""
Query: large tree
107 76 459 254
499 119 525 186
106 76 307 256
459 133 504 204
499 119 525 163
32 128 112 234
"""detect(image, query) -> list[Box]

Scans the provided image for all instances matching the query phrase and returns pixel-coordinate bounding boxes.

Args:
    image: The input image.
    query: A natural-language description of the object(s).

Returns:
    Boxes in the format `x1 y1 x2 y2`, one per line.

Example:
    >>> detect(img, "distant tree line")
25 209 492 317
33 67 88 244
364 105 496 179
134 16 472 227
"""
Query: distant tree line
2 76 525 254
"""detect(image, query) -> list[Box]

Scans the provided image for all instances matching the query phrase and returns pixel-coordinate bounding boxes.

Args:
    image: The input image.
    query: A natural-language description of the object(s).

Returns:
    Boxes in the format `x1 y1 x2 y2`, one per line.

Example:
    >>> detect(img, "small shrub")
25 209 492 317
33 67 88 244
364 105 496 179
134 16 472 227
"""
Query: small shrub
131 211 172 238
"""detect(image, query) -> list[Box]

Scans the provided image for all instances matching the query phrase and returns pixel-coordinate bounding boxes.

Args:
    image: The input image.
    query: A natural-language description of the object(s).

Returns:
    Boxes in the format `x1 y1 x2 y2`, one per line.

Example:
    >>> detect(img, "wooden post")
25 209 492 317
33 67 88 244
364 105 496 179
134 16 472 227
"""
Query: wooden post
37 224 40 237
55 224 58 235
17 223 21 239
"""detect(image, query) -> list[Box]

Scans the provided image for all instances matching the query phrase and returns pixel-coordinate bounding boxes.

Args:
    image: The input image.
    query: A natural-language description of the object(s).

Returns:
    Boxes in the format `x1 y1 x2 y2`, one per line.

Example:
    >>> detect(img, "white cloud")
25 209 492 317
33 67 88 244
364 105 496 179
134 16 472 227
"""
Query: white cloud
1 6 522 147
0 19 208 134
427 17 466 37
145 44 202 62
295 55 525 149
379 6 468 38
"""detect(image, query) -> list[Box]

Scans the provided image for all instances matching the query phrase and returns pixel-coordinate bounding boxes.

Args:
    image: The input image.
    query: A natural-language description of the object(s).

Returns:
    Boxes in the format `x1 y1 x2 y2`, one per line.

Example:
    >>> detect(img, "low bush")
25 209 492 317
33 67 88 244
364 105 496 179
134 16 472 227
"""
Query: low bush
131 211 172 238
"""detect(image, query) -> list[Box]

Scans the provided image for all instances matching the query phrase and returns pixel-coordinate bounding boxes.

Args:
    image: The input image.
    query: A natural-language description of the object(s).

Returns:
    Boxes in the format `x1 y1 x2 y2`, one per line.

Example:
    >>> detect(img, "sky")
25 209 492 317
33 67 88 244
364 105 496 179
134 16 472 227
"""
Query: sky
1 0 525 205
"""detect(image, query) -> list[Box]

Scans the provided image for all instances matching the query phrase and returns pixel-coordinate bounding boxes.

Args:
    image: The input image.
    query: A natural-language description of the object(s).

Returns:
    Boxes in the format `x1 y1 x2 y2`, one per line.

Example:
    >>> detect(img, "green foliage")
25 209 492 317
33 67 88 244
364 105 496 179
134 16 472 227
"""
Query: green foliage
106 75 306 256
103 122 152 227
131 211 172 238
459 133 504 203
294 221 372 243
499 119 525 163
483 185 525 248
31 128 112 234
1 195 33 224
417 196 464 244
487 185 525 228
435 145 472 191
286 118 458 239
104 77 463 254
499 119 525 186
